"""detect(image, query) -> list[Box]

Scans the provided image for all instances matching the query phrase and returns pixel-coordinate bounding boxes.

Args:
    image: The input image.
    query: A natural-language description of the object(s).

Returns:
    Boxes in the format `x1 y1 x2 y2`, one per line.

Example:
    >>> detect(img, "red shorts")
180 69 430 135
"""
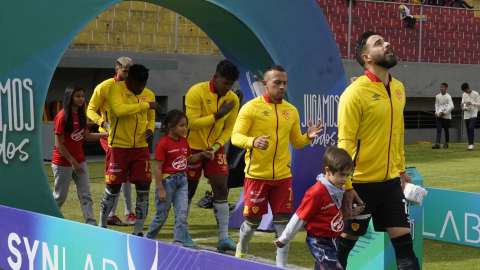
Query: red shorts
100 137 109 153
187 147 229 180
243 177 293 217
105 147 151 184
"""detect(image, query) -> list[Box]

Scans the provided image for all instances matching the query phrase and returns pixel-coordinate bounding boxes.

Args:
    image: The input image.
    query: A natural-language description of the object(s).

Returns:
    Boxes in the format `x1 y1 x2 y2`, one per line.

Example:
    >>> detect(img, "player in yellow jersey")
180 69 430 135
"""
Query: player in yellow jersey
231 65 323 267
336 31 419 270
87 57 135 227
98 64 163 236
184 60 240 251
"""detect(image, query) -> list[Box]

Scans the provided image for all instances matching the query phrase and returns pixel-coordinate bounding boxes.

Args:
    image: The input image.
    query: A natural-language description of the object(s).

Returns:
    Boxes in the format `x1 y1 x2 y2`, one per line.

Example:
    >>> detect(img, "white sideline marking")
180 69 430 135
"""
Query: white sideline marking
192 234 240 241
194 242 311 270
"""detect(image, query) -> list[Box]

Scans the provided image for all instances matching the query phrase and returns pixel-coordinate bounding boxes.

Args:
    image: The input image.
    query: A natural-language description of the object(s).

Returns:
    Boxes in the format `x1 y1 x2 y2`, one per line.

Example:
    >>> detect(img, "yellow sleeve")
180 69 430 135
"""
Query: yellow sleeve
289 109 311 149
87 85 104 125
146 91 156 132
397 114 406 173
337 90 362 190
185 90 216 131
231 103 256 149
215 95 240 146
109 84 150 117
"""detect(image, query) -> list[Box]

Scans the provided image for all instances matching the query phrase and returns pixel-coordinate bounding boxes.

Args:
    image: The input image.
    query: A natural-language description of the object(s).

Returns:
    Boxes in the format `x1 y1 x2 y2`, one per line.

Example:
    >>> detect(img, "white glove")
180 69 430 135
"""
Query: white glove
102 121 110 133
404 183 428 206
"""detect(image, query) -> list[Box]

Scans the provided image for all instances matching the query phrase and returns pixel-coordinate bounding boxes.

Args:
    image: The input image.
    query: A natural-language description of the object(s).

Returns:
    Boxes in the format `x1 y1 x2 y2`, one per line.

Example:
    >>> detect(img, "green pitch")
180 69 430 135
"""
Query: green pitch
44 143 480 269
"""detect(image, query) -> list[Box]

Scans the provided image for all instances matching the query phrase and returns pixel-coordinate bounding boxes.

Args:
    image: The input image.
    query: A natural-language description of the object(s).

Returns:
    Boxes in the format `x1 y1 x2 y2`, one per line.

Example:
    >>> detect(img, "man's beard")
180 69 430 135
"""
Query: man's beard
373 53 398 69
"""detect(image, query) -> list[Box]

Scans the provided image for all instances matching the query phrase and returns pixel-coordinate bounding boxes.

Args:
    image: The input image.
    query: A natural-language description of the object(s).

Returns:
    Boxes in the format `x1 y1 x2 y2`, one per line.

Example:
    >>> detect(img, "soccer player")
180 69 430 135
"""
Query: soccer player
87 56 135 226
460 83 479 150
98 64 163 236
231 65 323 267
184 60 240 250
432 83 454 149
337 31 419 270
274 147 363 270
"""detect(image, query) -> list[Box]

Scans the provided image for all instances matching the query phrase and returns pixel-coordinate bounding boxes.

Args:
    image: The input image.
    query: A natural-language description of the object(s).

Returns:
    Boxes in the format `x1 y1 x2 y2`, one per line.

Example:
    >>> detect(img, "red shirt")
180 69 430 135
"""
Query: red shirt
296 181 344 238
155 135 192 175
52 109 86 166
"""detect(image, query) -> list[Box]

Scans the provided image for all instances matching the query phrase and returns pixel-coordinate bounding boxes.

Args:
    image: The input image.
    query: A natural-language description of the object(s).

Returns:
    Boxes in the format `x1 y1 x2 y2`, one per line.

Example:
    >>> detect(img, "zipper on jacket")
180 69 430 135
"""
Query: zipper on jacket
110 118 120 146
247 149 253 174
384 85 393 181
351 139 361 179
272 104 279 179
133 96 139 148
205 95 218 146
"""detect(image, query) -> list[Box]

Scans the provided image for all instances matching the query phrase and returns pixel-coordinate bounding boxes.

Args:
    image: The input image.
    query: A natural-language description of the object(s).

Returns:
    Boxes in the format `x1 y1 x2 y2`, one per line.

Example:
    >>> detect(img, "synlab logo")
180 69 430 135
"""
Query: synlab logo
127 235 158 269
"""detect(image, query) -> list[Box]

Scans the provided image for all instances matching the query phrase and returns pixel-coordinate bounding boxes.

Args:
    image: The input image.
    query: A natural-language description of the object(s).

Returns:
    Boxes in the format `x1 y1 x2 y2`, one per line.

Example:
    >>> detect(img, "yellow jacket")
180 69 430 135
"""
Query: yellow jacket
108 80 156 148
185 80 239 150
232 94 311 180
86 76 117 133
338 70 406 190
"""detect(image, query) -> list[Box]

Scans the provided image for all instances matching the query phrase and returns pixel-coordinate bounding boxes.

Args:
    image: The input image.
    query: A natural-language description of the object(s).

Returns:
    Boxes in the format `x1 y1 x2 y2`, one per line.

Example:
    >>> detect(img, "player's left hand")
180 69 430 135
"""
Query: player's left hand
274 240 286 248
145 129 154 144
399 172 412 191
306 119 323 139
466 102 472 106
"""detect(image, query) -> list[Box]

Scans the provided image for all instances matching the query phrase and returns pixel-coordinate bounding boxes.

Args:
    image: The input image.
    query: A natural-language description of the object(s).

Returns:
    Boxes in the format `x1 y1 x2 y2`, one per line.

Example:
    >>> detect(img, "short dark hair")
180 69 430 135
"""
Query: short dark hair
160 109 187 134
216 60 240 81
128 64 149 82
323 147 353 175
461 83 469 91
264 65 286 74
355 31 381 68
441 83 448 88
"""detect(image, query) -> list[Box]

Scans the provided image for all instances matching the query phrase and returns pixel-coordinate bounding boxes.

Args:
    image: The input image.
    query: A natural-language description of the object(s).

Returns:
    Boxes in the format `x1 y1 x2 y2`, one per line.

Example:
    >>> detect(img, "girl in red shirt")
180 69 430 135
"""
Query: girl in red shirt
52 85 108 225
145 109 213 245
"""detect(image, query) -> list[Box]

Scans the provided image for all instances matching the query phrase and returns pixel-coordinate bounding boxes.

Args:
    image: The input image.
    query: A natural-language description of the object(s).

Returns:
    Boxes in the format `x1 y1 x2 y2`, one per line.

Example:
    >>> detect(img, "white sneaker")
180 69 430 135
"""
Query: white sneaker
468 145 474 150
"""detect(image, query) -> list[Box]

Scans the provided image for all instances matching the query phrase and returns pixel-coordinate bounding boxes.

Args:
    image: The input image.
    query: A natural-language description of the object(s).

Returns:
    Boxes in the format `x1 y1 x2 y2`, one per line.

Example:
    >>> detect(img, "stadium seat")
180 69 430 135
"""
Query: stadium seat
84 20 97 31
114 9 130 21
75 31 92 43
159 9 175 23
440 8 451 15
130 10 144 21
43 102 52 122
153 34 171 47
127 21 143 32
143 22 157 34
444 31 454 40
199 37 213 48
97 8 115 20
145 3 160 11
466 24 477 33
51 101 63 119
124 32 138 45
144 11 158 22
112 21 127 32
140 33 154 46
159 24 174 35
92 32 109 44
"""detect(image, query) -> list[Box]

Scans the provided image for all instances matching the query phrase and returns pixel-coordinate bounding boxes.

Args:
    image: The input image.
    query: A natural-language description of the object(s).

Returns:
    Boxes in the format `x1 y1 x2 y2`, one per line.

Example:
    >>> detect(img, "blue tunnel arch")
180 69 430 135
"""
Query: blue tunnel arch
0 0 346 220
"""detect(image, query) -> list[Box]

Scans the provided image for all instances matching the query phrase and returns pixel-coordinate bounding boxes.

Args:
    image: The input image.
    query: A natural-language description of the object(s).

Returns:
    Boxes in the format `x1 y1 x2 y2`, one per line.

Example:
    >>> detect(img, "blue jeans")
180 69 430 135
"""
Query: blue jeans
146 172 188 244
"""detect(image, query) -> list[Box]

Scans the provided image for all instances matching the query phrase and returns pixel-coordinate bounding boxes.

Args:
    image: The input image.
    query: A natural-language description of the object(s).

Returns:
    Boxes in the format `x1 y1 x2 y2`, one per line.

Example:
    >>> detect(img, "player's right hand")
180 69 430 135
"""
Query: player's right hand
254 135 270 150
71 161 84 174
215 100 236 119
342 189 363 220
274 240 285 248
149 102 164 114
158 189 167 202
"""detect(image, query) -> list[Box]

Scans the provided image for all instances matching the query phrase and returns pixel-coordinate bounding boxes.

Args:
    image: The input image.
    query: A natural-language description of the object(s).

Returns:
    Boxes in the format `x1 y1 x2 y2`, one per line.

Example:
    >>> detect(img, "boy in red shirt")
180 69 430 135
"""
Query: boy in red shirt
274 147 364 270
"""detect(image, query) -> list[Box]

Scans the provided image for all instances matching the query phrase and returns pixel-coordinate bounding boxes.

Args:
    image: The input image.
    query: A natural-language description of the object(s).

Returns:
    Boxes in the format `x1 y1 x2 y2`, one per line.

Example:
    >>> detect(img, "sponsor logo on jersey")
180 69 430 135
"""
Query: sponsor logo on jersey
71 128 84 141
206 99 212 104
167 149 180 153
287 203 292 208
372 94 380 101
250 197 265 203
282 110 290 120
262 111 269 116
109 169 122 173
110 175 116 181
126 94 132 98
110 163 118 167
140 96 147 102
222 166 227 171
321 203 335 210
172 156 187 170
252 206 260 213
396 89 403 101
146 173 151 179
189 171 195 177
351 222 360 231
250 191 261 196
331 212 344 232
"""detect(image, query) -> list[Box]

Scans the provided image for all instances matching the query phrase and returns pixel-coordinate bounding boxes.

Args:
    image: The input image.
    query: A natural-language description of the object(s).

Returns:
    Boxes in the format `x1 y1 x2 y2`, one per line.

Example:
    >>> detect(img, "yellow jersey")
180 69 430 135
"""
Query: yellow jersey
185 80 239 150
86 76 118 133
338 70 406 190
232 94 311 180
108 80 156 148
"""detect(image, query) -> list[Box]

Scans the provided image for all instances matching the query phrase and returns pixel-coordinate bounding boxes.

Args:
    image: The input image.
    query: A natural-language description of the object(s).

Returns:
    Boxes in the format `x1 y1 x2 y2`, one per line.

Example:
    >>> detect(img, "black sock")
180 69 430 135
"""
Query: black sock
337 236 357 269
391 233 420 270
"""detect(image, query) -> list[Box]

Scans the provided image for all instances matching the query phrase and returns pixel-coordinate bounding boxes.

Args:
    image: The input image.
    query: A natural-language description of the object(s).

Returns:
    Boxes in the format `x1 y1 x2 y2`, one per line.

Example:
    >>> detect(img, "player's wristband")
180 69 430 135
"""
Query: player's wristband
211 143 221 153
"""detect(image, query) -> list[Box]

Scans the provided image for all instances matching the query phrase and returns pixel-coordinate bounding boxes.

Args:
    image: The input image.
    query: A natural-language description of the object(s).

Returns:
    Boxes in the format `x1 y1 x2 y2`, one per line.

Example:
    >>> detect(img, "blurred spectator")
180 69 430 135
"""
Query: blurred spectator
460 83 479 150
450 0 473 8
432 83 454 149
399 0 416 29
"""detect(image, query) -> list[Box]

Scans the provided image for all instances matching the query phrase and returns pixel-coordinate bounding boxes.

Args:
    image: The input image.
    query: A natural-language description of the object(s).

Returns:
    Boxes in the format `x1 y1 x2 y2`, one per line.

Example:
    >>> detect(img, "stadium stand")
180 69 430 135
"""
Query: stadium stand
72 1 221 55
317 0 480 64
